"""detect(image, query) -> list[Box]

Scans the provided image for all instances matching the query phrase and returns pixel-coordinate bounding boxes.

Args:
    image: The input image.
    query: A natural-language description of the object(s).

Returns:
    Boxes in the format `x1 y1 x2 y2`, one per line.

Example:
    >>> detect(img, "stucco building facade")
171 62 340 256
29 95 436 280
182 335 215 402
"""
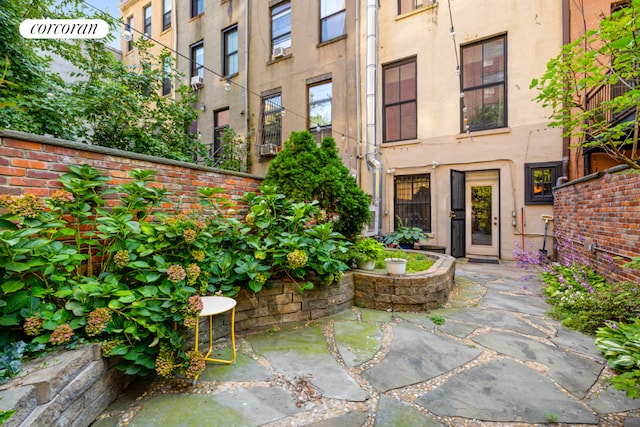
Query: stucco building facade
114 0 597 260
361 0 565 260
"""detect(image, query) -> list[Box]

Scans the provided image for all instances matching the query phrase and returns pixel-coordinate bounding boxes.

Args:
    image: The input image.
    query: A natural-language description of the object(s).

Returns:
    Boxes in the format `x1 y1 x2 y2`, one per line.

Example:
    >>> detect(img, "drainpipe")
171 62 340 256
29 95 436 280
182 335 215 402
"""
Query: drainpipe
172 0 177 101
355 0 361 185
365 0 382 237
244 0 249 172
559 0 570 183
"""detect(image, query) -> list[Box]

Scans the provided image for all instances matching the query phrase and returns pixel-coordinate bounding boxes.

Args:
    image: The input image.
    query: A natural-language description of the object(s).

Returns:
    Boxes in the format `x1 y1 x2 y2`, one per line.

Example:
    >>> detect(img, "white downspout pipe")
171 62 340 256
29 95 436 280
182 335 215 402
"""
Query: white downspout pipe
355 0 361 185
244 0 250 172
365 0 382 236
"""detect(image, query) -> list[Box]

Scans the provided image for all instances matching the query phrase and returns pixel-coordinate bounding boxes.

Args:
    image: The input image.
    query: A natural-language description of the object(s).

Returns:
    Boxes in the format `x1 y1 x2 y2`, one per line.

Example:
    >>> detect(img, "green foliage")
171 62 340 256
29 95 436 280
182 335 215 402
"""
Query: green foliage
383 218 428 247
373 250 434 273
539 264 640 335
430 315 445 325
596 318 640 399
212 128 245 172
348 237 385 263
0 341 45 384
0 0 205 164
0 165 350 381
0 405 15 426
531 1 640 169
262 131 371 239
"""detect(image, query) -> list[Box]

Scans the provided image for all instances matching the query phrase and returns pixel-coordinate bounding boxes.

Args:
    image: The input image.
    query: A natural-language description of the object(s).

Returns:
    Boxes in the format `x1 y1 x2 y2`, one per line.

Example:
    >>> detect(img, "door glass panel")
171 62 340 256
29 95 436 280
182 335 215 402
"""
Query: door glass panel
471 185 492 246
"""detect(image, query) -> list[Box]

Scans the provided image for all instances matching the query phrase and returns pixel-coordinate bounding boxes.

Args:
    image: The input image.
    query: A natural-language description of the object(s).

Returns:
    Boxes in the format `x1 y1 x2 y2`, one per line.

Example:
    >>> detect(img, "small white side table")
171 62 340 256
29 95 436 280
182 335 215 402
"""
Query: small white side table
194 296 237 365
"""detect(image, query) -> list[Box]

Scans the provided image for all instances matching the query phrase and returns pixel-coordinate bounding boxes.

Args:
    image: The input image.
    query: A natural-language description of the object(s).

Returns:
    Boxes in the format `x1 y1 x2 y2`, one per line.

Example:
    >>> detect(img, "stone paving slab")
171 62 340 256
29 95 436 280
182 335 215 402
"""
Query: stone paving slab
480 289 550 315
333 321 383 367
433 306 548 337
374 394 445 427
415 358 598 424
247 324 368 401
362 324 482 392
198 348 272 383
472 329 603 398
128 387 308 427
396 312 479 338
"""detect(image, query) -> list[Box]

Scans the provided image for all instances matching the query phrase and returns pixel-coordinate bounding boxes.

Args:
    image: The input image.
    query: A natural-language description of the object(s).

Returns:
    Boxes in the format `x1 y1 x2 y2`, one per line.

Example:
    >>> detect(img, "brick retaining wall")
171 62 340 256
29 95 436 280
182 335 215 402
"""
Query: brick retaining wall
0 130 262 212
554 165 640 285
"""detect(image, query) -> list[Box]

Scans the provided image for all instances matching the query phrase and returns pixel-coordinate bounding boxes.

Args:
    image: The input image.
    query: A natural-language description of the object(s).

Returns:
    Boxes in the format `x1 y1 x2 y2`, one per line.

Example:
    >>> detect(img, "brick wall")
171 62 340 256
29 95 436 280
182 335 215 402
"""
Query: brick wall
0 130 262 211
553 165 640 285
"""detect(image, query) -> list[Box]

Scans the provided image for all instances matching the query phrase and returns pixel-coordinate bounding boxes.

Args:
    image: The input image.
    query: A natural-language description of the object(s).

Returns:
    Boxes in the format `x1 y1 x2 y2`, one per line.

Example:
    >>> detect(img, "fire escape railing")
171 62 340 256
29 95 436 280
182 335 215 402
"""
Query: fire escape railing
585 76 635 137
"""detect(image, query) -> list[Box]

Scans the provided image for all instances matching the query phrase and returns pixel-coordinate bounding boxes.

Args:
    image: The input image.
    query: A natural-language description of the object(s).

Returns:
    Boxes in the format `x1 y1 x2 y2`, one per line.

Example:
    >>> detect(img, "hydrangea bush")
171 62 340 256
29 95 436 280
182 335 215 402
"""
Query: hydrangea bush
0 165 350 382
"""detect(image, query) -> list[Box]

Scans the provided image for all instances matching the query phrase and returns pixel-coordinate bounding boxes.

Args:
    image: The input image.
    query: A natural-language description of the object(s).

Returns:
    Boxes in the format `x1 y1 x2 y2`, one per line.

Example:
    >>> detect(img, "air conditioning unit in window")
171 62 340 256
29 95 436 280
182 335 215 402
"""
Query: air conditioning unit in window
190 76 204 90
272 47 286 59
259 143 278 157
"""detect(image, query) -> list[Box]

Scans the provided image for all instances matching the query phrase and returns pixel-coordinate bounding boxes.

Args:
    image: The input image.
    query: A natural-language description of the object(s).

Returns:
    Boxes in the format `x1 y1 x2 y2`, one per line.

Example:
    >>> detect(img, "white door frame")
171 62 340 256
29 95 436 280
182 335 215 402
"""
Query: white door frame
465 171 499 257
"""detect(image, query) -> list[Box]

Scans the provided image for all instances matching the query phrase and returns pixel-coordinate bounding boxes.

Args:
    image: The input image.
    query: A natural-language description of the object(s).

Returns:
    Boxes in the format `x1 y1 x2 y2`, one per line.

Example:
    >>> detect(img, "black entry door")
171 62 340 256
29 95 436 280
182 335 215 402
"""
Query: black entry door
450 170 466 258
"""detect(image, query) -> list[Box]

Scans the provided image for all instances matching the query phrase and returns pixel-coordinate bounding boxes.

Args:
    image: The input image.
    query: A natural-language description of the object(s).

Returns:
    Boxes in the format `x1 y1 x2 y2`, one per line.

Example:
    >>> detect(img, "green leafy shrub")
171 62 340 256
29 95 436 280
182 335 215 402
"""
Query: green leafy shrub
348 237 385 264
0 165 350 382
596 318 640 399
262 131 371 239
539 263 640 335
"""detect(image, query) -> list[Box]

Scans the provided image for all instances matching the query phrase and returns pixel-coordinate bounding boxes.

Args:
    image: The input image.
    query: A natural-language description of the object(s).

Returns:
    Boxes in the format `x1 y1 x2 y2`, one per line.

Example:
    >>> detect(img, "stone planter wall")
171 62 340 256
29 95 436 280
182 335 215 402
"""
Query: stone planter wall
353 252 456 312
0 344 131 427
201 252 457 343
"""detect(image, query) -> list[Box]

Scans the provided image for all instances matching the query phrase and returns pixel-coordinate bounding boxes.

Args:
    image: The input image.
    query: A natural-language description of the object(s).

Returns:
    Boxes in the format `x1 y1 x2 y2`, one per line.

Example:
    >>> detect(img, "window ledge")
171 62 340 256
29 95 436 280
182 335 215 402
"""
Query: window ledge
396 2 437 20
268 54 292 65
317 34 347 48
456 127 511 139
381 139 421 147
189 13 204 23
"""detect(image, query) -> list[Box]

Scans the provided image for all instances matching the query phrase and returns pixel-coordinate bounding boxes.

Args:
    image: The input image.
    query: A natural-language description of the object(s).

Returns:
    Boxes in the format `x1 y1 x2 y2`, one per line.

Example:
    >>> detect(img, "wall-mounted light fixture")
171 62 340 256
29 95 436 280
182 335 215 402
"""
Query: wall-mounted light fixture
122 29 133 41
431 160 439 169
224 78 231 91
387 168 395 175
200 103 206 112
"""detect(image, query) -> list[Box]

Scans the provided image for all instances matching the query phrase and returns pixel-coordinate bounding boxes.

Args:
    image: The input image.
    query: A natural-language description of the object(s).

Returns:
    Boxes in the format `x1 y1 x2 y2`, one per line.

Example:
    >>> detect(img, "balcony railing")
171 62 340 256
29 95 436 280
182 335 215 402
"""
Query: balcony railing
585 76 634 136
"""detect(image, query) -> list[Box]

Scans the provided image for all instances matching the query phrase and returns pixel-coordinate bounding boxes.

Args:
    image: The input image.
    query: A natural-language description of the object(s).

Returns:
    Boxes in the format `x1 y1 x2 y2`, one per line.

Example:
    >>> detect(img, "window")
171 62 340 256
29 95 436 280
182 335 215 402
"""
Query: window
212 109 230 162
271 2 291 53
320 0 345 42
190 41 204 79
191 0 203 18
163 0 171 31
126 16 134 51
223 25 238 77
461 35 506 132
143 5 151 36
524 162 561 205
383 58 417 142
398 0 430 15
308 81 332 130
611 1 631 13
394 174 431 232
260 92 283 151
162 55 171 96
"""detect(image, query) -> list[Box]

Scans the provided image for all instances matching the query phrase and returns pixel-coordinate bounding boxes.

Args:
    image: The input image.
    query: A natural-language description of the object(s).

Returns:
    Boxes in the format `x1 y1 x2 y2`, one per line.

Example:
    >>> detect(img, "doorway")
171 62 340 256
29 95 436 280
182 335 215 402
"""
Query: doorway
450 170 500 258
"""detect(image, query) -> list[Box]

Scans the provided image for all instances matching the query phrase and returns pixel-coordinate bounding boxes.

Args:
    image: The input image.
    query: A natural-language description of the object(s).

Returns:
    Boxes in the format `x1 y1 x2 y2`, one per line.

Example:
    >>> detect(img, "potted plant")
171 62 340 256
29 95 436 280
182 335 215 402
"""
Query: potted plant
383 218 428 249
385 257 408 275
350 237 385 270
